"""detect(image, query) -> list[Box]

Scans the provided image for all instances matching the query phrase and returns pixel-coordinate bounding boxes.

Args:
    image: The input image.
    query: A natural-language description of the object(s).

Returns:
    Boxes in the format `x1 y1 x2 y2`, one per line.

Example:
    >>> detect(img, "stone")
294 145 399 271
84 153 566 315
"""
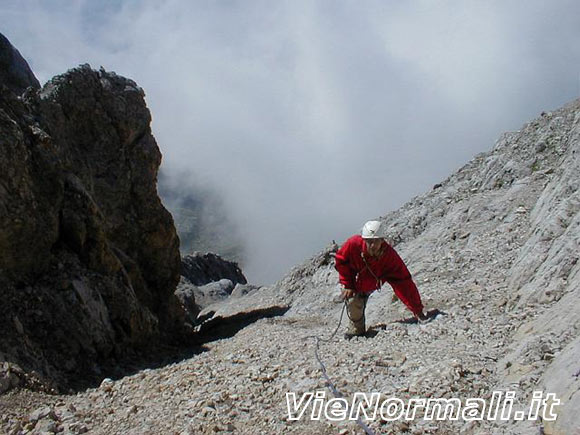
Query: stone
99 378 114 392
35 419 57 433
29 406 54 422
230 284 260 298
69 422 89 434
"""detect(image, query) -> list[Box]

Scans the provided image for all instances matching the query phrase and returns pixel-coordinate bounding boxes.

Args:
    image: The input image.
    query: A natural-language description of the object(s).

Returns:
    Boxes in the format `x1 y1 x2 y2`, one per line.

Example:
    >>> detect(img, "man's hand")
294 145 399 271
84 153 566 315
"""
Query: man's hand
341 288 355 300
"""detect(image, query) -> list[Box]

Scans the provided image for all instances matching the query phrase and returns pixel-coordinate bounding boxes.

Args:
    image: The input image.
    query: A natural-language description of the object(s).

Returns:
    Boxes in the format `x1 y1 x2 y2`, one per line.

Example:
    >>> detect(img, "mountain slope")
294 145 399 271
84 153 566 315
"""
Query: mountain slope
187 97 580 434
1 66 578 434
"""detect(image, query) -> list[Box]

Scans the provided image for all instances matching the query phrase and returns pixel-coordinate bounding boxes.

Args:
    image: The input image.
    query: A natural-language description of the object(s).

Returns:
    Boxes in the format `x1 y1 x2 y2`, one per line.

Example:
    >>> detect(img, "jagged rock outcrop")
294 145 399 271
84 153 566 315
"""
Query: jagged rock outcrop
0 34 183 391
176 252 255 321
176 251 248 315
181 252 247 286
0 33 40 94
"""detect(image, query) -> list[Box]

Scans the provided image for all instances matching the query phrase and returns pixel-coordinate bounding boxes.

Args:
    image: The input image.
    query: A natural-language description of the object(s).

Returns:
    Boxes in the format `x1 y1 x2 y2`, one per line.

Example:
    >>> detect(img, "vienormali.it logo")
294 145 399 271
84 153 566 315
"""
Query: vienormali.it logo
285 390 560 422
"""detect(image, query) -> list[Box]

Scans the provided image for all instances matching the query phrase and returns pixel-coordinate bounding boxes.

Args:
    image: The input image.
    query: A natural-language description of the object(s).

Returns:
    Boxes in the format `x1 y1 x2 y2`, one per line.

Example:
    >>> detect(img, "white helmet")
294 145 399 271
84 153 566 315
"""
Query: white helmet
361 220 384 239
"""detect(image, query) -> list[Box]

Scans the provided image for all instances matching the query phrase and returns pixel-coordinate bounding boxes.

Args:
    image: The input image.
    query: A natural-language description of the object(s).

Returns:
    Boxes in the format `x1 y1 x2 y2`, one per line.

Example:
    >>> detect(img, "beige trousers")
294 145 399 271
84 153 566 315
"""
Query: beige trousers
346 293 368 335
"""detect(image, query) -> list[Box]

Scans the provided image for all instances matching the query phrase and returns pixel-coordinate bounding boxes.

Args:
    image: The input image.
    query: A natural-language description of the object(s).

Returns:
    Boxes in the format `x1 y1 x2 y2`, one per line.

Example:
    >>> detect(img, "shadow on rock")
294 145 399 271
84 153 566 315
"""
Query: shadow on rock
370 309 446 330
62 306 291 393
63 338 210 393
194 306 291 344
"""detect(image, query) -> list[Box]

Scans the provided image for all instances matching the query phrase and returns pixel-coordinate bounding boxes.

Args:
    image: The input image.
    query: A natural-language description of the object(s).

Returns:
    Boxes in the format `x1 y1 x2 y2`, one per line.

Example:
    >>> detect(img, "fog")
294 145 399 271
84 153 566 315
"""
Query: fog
2 0 579 283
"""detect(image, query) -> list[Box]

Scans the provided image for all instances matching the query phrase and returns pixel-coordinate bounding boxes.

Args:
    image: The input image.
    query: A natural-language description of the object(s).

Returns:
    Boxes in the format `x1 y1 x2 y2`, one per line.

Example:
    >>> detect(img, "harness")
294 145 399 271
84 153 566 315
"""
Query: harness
361 250 382 291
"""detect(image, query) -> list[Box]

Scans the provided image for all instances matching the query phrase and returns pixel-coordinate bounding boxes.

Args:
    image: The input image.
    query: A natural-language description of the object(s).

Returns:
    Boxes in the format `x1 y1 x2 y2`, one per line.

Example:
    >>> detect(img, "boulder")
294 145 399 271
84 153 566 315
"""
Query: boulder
231 283 260 298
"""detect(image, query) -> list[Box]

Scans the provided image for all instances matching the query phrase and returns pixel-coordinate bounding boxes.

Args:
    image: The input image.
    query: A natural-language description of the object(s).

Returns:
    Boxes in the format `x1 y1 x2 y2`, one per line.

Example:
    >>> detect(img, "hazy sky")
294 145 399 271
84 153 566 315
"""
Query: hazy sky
2 0 580 284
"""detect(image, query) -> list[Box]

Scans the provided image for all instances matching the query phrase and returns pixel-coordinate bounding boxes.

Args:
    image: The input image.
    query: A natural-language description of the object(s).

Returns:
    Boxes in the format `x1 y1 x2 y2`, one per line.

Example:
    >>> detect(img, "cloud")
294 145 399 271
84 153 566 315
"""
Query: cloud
2 0 580 283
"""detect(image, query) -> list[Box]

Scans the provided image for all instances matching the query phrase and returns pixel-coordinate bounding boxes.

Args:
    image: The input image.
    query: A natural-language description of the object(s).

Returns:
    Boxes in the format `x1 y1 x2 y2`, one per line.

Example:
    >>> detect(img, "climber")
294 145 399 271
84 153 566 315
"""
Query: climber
335 220 428 338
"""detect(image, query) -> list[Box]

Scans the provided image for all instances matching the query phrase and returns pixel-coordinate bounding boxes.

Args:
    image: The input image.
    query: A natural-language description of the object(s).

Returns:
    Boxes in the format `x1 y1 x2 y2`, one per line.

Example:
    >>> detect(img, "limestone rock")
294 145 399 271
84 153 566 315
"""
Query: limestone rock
176 252 252 321
231 283 261 298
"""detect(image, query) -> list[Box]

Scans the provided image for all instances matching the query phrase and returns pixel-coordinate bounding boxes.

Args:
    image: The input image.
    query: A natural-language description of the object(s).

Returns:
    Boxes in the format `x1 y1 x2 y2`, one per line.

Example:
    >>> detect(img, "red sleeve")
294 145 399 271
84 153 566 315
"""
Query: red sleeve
334 238 356 290
381 248 424 316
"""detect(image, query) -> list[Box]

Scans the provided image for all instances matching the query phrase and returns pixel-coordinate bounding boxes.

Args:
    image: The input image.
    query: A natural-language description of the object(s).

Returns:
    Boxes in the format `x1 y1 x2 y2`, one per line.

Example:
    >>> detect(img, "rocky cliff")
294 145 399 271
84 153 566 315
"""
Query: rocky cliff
0 34 183 391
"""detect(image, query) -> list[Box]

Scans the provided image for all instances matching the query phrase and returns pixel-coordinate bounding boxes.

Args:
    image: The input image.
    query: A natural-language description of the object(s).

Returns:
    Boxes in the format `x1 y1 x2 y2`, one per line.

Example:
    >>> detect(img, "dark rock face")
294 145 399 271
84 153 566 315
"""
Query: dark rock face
0 33 40 94
181 252 247 286
0 34 183 390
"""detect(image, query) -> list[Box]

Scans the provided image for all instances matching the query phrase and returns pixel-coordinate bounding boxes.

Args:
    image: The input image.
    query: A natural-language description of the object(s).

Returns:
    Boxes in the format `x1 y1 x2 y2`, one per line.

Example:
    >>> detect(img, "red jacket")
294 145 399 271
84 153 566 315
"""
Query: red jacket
334 235 424 316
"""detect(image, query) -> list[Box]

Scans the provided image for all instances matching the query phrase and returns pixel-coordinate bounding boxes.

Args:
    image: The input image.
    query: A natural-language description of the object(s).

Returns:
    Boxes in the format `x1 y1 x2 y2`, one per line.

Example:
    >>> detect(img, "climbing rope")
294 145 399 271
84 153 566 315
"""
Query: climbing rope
299 248 381 434
305 301 377 435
